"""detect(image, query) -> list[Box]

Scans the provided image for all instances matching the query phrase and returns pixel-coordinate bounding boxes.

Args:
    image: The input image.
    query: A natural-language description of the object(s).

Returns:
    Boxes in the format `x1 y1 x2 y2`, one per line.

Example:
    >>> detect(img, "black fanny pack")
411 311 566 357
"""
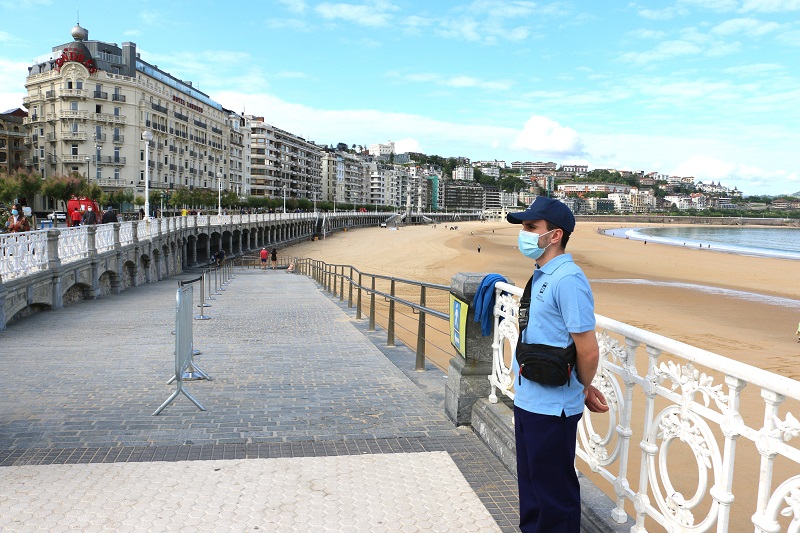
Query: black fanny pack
516 275 577 387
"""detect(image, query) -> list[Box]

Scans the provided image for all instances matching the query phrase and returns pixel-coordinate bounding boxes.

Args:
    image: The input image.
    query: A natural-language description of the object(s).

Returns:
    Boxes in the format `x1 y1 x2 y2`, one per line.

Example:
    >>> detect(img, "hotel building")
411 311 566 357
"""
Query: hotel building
22 24 243 208
1 109 28 176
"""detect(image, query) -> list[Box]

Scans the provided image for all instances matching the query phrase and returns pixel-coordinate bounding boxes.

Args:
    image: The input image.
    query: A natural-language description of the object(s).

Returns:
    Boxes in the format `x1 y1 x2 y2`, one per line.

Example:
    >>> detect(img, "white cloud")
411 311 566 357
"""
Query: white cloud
314 1 399 27
389 71 512 91
739 0 800 12
776 29 800 45
619 40 702 64
393 138 420 153
123 29 142 37
710 17 783 36
628 28 668 39
279 0 307 14
511 116 585 156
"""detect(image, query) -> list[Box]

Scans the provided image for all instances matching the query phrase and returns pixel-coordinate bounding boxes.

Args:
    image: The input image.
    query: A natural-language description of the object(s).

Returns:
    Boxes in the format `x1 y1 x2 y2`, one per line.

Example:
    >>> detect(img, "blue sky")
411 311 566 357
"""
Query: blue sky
1 0 798 196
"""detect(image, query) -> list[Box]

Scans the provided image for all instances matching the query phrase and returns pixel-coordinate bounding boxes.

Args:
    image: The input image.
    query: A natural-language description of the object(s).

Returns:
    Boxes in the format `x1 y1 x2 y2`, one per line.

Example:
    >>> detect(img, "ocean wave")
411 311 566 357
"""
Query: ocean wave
591 278 800 309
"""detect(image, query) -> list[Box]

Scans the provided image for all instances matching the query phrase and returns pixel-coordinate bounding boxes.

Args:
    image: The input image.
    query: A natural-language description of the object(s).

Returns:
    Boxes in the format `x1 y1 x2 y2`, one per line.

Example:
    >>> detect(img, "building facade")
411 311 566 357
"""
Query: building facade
246 116 321 202
23 25 236 210
1 109 28 176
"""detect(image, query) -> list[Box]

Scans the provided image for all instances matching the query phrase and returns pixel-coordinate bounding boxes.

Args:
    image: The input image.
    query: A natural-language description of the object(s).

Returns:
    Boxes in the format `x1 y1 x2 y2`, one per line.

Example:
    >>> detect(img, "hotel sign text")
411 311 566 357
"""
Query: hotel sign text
172 95 203 114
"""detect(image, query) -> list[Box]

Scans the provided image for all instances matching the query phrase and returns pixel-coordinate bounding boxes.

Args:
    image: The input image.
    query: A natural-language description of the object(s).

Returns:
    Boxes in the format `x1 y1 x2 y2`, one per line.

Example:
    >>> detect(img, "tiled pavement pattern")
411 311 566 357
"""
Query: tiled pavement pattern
0 268 519 531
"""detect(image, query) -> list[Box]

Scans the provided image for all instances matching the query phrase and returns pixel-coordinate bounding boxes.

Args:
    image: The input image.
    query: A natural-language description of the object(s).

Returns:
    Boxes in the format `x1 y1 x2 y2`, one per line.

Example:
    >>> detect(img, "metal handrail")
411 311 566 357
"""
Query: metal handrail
297 258 452 371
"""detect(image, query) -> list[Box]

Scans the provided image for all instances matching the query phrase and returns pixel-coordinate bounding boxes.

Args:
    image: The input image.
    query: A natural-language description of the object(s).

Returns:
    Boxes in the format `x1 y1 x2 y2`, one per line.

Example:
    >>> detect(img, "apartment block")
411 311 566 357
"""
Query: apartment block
1 109 28 175
246 116 321 201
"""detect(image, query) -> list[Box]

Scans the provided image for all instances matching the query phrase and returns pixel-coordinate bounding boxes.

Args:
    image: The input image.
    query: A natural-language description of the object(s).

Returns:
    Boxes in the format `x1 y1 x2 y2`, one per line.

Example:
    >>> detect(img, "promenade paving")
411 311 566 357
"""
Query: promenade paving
0 266 519 531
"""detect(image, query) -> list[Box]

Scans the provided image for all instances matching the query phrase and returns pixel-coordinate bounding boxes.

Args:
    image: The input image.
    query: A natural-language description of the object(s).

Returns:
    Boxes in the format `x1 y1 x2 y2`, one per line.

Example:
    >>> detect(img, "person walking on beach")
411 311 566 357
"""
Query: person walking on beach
796 322 800 343
271 248 278 270
507 197 608 533
260 247 268 270
477 245 481 253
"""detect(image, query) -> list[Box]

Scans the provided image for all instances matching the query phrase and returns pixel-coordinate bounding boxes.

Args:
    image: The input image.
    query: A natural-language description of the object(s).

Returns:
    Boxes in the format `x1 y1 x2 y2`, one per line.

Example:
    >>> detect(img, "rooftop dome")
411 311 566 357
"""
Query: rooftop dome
71 24 88 41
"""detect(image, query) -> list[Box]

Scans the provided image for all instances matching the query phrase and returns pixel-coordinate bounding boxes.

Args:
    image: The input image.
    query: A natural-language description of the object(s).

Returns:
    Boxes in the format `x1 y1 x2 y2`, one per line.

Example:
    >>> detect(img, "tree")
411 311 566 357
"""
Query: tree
221 189 239 209
169 186 192 208
0 171 18 204
41 173 86 210
15 170 43 206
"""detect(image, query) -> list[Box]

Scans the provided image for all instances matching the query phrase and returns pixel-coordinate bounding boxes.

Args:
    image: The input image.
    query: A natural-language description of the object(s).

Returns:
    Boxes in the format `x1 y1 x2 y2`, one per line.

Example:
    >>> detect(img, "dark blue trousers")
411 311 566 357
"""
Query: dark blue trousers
514 406 582 533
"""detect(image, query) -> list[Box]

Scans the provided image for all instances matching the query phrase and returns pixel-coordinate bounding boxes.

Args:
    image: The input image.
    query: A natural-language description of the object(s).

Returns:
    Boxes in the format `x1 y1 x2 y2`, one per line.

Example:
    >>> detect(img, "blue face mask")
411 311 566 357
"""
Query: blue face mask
518 229 554 260
11 209 18 216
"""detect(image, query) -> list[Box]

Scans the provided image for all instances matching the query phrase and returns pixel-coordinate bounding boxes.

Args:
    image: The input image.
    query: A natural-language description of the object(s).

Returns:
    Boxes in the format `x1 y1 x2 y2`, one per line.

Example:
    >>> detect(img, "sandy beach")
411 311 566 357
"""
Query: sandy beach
284 219 800 380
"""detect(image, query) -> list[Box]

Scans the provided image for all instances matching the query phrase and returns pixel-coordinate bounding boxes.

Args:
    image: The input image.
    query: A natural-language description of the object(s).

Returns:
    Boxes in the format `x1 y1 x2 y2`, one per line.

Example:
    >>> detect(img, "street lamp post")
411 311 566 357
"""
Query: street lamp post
142 130 153 220
217 172 223 216
283 184 287 214
84 156 90 185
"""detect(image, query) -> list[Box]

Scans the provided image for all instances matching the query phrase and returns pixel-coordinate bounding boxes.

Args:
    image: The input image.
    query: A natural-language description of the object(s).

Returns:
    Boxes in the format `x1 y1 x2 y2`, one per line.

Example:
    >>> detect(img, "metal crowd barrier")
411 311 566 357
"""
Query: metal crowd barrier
152 278 209 415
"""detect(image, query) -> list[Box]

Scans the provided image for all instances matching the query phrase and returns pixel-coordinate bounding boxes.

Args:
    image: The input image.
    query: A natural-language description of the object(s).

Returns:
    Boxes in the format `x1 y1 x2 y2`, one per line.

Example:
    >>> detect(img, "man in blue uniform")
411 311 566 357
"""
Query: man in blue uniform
507 197 608 533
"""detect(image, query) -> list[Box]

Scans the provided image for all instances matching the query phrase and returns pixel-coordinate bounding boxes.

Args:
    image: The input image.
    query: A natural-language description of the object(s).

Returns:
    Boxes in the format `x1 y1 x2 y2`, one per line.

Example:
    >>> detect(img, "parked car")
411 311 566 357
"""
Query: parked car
48 211 67 222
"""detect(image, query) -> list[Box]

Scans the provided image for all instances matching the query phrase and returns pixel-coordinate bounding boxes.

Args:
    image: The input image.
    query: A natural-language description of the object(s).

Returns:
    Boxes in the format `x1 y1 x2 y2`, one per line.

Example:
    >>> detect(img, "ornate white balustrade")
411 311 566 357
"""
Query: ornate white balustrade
94 224 115 253
490 281 799 533
119 222 134 246
58 226 89 264
0 230 49 280
1 211 387 281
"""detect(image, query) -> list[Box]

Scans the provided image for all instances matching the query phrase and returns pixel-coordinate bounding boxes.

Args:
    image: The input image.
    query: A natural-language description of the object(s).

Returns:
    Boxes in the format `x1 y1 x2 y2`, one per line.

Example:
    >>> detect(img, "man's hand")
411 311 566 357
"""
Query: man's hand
584 384 609 413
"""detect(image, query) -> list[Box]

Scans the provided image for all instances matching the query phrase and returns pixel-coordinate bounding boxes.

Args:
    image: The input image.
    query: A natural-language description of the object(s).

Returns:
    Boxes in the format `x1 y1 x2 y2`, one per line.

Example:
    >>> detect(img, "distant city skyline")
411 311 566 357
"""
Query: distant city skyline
1 1 797 196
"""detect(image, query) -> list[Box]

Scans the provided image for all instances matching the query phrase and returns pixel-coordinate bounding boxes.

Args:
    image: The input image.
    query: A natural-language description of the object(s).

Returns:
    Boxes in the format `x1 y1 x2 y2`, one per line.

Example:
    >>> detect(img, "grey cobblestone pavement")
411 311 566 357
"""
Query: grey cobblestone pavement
0 267 519 532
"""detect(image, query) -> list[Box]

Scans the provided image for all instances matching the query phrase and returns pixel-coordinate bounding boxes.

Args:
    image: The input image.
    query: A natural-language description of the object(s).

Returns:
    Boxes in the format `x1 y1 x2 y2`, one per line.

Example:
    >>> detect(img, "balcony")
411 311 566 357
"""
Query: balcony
96 155 126 165
193 119 207 129
60 88 88 98
151 103 168 114
93 91 108 99
45 90 56 99
111 93 126 102
61 154 88 163
169 164 177 171
94 133 107 142
174 111 188 122
93 112 126 124
112 134 124 143
169 145 176 153
211 126 222 135
61 131 87 141
23 136 32 145
97 178 125 187
23 157 39 166
59 110 89 120
22 115 40 125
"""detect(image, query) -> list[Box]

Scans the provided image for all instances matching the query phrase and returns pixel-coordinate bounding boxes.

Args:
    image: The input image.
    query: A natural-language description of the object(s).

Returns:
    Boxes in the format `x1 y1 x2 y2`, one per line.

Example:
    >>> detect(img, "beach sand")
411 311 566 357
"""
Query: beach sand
285 219 800 379
280 219 799 531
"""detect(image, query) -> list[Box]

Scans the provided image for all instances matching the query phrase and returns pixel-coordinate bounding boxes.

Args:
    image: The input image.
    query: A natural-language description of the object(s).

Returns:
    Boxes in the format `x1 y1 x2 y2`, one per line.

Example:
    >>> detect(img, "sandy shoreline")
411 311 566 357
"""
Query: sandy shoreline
284 219 800 379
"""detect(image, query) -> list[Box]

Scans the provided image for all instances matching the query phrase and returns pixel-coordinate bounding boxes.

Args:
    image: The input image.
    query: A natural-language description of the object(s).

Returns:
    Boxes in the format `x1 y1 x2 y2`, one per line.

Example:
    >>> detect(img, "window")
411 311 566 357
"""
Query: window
114 107 121 117
71 144 79 156
114 168 120 179
114 148 121 162
76 81 83 89
70 101 78 111
96 104 102 113
71 122 79 132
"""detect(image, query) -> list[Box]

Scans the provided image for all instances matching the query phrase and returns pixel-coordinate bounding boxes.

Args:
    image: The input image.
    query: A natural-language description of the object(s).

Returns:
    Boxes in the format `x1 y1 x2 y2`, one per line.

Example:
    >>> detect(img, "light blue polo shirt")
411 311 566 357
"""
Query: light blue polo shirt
512 253 596 417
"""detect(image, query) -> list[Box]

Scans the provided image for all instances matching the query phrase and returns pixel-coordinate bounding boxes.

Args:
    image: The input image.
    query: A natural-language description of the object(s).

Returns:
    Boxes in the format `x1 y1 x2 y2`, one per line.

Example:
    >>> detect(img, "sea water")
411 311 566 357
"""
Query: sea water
603 226 800 260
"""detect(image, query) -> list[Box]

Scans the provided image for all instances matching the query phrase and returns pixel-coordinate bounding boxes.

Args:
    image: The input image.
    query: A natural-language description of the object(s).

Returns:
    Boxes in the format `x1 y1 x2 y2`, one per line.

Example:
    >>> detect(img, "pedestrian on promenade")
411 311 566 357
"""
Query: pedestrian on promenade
70 208 82 227
82 206 98 225
6 203 31 233
101 206 118 224
260 247 268 270
506 197 608 533
271 248 278 270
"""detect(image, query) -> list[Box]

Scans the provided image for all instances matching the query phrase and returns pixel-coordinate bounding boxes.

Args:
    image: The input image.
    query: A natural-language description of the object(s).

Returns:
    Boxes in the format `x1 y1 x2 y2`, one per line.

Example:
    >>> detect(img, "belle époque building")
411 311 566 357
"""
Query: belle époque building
23 24 250 211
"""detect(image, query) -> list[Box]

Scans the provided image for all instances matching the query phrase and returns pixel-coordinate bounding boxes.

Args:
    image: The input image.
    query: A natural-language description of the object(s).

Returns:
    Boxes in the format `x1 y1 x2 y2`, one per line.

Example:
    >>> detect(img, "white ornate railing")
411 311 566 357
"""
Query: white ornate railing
95 224 115 253
0 212 392 281
119 222 134 246
0 230 49 279
490 281 800 532
58 226 89 264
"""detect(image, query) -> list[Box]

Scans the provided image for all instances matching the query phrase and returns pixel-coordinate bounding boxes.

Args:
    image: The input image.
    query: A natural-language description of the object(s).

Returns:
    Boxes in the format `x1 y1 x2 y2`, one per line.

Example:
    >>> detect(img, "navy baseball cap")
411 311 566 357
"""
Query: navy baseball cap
506 196 575 233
